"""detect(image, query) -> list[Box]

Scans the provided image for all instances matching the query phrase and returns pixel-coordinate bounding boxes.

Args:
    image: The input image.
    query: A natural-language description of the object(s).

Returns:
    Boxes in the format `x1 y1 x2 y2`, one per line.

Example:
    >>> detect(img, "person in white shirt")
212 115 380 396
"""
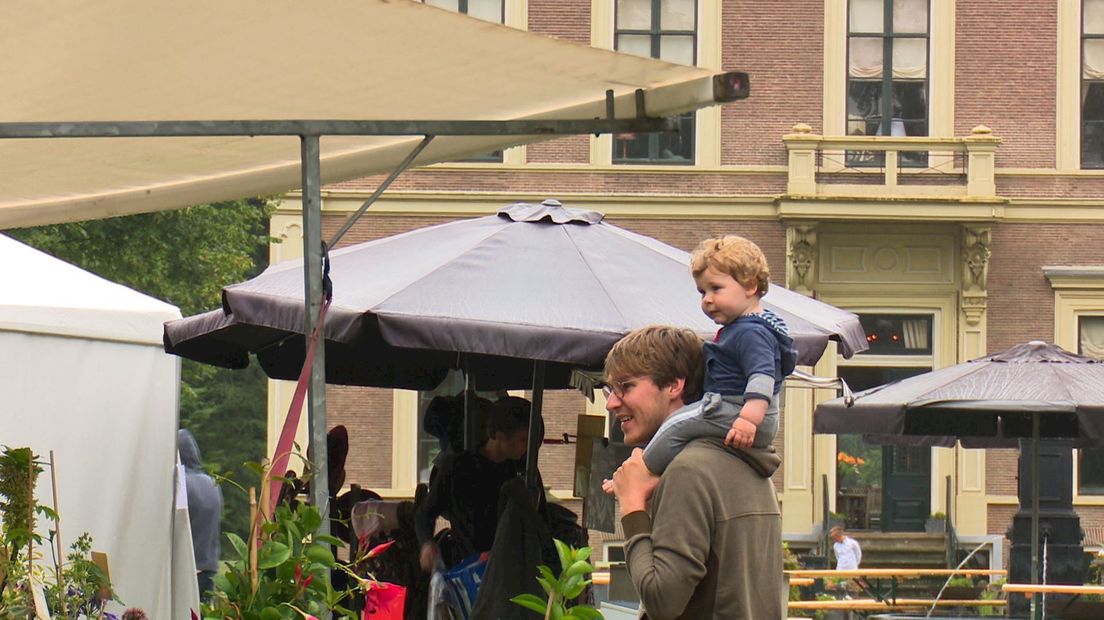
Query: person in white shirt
831 526 862 571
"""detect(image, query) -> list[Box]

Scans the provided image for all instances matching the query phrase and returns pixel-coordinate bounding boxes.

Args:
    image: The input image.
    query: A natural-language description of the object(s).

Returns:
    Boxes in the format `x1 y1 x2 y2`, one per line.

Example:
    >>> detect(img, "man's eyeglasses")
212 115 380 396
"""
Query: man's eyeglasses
600 377 645 400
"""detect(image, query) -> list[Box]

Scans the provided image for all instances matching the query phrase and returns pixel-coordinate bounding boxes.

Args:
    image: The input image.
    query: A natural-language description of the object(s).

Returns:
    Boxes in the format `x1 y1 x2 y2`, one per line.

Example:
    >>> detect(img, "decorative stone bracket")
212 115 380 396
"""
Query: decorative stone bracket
961 226 991 326
787 223 817 296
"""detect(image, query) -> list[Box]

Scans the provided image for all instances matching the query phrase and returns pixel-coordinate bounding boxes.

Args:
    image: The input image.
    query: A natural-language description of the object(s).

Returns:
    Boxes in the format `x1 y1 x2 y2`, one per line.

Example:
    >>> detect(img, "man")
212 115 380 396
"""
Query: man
831 526 862 571
416 396 534 571
177 429 222 598
608 326 785 619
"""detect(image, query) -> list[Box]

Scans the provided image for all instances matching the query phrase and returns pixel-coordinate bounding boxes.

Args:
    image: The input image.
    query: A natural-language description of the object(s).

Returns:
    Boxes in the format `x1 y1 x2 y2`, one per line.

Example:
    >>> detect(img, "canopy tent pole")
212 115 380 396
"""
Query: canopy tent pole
1030 413 1041 620
300 134 330 539
526 360 546 489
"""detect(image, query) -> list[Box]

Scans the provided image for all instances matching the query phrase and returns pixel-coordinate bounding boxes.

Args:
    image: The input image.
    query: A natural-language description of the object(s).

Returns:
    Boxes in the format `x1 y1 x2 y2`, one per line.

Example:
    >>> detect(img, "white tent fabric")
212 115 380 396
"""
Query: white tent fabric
0 234 193 618
1 0 723 228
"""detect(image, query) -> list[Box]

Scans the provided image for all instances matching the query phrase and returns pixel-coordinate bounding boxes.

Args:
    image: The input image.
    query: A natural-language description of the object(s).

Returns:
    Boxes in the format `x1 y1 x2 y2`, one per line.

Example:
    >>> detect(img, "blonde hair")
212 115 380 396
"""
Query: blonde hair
690 235 770 297
604 326 705 403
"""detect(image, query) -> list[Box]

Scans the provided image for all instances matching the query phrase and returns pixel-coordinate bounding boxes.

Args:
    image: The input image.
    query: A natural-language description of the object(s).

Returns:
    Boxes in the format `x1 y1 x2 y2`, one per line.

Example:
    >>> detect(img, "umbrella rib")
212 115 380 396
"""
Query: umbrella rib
563 226 630 329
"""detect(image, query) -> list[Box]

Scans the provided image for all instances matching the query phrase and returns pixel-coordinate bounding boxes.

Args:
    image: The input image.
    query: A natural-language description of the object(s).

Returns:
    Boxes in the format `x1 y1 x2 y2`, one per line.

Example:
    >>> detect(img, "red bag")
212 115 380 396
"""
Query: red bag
363 582 407 620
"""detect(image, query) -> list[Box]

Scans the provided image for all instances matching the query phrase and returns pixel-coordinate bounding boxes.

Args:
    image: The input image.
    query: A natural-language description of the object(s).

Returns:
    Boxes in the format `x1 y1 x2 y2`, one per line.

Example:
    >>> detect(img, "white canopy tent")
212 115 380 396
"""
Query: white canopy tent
0 0 749 603
0 234 194 617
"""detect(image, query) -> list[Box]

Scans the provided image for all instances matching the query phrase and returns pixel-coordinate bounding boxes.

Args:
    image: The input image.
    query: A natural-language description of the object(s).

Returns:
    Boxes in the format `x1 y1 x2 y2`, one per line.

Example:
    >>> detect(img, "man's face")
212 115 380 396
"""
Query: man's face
500 428 530 461
605 375 678 446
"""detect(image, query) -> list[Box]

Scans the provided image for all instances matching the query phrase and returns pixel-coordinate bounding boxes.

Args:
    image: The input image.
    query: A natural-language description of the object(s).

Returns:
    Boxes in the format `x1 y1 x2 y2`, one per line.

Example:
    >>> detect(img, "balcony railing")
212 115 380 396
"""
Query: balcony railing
783 124 1001 201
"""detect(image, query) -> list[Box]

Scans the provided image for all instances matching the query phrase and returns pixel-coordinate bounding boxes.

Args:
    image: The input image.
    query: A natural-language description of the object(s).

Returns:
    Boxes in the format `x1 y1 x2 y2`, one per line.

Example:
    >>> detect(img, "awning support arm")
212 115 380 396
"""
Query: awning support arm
328 135 436 248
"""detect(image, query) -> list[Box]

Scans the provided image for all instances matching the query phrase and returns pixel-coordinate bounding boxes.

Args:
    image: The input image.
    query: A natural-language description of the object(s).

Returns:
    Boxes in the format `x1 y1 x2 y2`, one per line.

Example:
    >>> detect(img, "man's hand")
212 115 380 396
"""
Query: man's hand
419 541 440 573
725 417 758 448
611 448 660 516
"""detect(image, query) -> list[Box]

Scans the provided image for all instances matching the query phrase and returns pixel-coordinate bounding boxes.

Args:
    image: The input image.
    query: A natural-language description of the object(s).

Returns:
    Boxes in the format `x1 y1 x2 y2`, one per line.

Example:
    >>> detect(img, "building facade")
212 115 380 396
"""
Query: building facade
269 0 1104 556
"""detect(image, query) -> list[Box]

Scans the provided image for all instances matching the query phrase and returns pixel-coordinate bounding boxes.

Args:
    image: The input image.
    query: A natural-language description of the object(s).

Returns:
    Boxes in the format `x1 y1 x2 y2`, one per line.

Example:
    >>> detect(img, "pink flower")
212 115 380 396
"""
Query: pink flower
366 539 396 559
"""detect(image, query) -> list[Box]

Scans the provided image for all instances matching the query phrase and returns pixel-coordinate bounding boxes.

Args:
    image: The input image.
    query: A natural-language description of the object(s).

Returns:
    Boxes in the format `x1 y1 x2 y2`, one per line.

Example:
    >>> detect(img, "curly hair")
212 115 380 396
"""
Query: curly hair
690 235 770 297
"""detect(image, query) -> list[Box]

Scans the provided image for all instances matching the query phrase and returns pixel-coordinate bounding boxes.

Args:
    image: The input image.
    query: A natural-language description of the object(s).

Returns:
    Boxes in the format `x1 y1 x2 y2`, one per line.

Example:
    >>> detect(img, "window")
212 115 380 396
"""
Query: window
847 0 929 165
613 0 697 164
1083 0 1104 168
425 0 503 22
1077 315 1104 492
425 0 506 162
859 313 933 355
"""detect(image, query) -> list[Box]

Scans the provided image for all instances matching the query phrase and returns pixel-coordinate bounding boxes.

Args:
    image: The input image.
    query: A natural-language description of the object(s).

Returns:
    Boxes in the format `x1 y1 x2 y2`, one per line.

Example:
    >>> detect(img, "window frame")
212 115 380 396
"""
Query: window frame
845 0 931 162
1048 277 1104 502
1075 312 1104 494
1082 0 1104 169
612 0 698 165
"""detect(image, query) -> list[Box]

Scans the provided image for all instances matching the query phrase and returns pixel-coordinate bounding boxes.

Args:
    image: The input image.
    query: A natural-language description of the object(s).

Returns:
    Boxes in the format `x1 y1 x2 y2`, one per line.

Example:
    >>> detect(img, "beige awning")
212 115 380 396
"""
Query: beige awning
0 0 733 228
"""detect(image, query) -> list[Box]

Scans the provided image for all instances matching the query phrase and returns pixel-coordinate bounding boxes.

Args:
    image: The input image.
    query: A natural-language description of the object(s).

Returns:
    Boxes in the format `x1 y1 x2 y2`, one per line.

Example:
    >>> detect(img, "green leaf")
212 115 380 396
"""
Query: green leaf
315 534 345 547
536 575 556 597
511 594 548 615
226 532 249 561
304 542 336 567
564 578 591 600
564 560 594 580
574 546 592 563
259 606 283 620
565 605 603 620
537 564 557 585
300 505 323 532
257 540 292 569
554 538 572 574
549 601 565 620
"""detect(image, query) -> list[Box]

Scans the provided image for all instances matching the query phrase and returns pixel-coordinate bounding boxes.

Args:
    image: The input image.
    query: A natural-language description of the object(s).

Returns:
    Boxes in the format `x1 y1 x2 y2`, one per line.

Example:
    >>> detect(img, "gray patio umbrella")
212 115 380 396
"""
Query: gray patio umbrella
814 341 1104 617
164 200 868 390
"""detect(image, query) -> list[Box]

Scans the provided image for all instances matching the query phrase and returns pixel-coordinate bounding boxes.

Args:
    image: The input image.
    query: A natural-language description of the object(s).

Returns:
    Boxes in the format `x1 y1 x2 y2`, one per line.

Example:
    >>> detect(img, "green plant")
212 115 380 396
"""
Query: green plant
201 457 393 620
978 578 1004 616
0 447 121 618
510 539 602 620
945 575 972 588
44 533 115 618
828 511 846 523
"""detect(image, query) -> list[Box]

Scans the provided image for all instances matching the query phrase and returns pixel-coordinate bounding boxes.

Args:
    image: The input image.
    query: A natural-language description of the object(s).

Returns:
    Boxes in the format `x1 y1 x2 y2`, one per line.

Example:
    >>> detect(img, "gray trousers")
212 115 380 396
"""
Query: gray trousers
642 391 779 475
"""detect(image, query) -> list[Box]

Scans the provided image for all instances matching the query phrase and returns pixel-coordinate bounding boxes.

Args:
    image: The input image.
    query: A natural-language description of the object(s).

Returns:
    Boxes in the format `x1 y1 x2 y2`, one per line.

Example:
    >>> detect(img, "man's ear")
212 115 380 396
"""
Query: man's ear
665 376 687 400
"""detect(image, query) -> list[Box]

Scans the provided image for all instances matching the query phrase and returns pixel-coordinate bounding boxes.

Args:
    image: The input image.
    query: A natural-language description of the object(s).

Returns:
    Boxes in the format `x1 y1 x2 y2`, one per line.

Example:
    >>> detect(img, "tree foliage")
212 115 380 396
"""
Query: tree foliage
4 197 279 552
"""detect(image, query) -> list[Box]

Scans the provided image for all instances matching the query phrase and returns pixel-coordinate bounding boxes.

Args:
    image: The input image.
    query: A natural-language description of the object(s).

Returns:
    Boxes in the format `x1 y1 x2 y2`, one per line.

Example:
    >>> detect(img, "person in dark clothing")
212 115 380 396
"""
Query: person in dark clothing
177 429 222 598
415 396 533 572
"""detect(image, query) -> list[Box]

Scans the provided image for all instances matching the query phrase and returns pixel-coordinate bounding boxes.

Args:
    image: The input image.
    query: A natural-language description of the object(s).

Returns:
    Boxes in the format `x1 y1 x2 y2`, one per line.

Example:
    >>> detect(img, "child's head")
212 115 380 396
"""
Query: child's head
690 235 770 297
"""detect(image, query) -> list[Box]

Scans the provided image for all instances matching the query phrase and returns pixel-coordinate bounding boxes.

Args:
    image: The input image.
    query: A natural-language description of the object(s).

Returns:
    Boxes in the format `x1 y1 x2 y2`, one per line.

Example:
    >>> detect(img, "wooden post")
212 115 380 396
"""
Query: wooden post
49 450 67 617
249 487 258 594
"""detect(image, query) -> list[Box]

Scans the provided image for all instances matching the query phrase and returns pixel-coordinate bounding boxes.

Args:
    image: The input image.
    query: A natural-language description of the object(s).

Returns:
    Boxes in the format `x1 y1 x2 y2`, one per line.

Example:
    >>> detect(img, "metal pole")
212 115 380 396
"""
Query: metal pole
1031 413 1041 620
300 134 330 539
328 135 435 248
526 360 546 489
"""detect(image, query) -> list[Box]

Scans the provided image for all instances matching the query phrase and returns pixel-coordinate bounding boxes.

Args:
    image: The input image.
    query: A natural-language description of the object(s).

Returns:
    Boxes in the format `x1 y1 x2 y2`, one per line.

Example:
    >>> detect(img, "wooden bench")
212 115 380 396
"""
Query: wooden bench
1002 583 1104 596
787 568 1007 579
785 568 1007 605
788 598 1006 610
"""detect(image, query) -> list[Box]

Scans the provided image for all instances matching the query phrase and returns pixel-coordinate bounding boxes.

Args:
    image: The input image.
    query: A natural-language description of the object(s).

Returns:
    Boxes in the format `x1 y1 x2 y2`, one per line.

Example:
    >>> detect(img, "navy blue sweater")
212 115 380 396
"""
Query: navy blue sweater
703 310 797 401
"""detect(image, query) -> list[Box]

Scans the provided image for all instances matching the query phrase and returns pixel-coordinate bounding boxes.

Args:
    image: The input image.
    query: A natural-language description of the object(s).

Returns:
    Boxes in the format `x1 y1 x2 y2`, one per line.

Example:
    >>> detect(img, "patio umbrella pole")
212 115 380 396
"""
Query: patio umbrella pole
300 135 331 541
526 360 546 489
1031 413 1040 620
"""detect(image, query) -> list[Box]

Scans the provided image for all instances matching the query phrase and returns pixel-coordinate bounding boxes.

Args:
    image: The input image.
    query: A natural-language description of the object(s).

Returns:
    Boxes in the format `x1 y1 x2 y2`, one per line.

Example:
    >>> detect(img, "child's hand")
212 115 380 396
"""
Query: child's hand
602 478 615 496
726 417 757 448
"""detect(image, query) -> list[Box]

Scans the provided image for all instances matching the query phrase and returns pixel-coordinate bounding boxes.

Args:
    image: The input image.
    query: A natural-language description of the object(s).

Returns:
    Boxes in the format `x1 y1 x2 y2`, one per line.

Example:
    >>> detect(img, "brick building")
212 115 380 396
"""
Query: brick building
269 0 1104 560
